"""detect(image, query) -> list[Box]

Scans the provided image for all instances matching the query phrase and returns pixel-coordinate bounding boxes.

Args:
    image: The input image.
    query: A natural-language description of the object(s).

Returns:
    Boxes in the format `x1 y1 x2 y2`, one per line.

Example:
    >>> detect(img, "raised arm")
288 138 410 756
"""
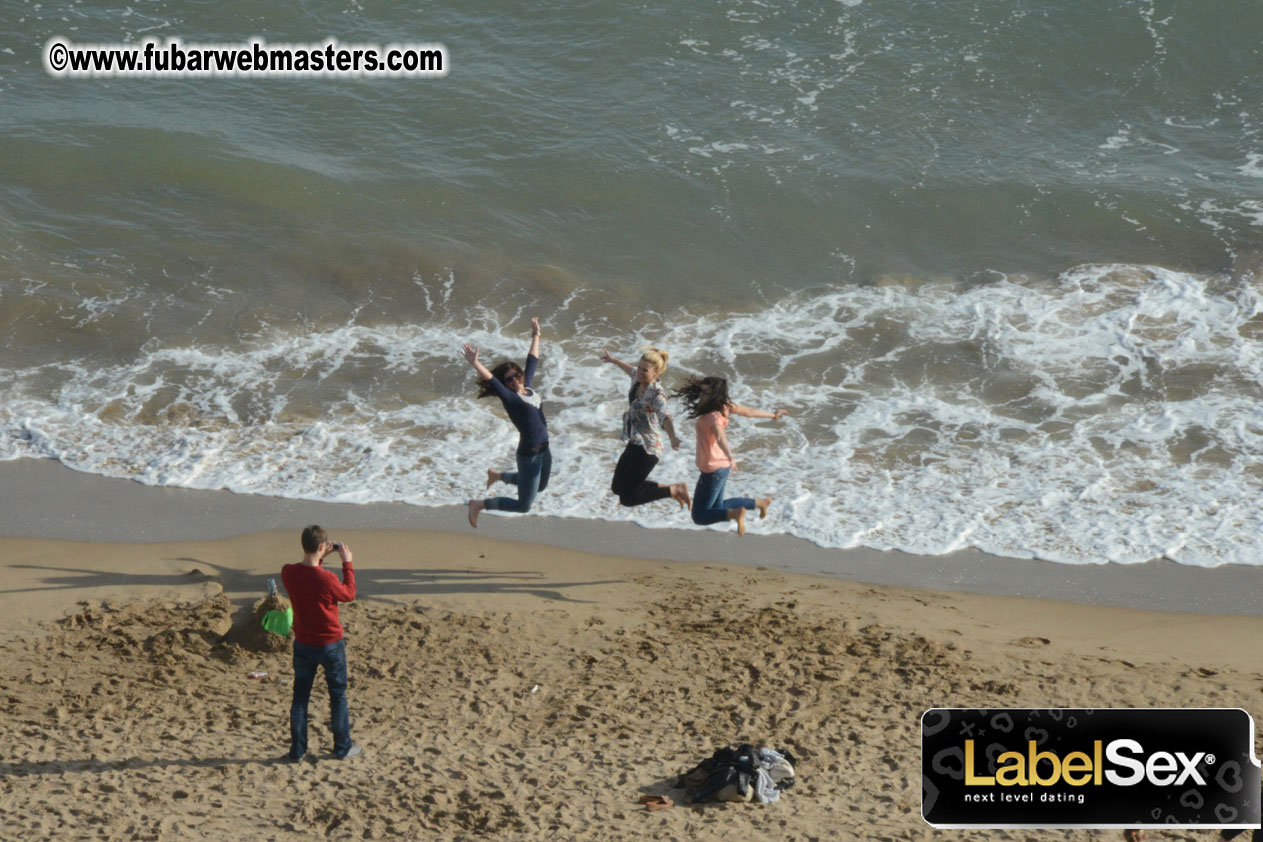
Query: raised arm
599 348 636 377
528 317 541 360
729 402 789 421
336 542 357 601
462 343 494 381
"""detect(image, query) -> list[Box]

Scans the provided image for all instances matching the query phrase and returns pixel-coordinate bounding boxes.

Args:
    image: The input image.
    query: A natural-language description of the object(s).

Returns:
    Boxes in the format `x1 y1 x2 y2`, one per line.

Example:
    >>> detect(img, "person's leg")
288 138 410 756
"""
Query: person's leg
718 484 757 536
321 640 353 757
472 453 525 526
289 642 319 760
610 444 636 498
692 468 756 526
485 449 544 513
612 444 671 507
537 448 551 493
691 469 731 525
470 463 514 527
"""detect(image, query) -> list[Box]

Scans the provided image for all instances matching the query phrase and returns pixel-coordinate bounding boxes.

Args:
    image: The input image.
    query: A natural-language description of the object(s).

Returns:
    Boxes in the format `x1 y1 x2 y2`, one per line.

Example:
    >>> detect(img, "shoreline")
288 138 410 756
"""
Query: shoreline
1 458 1259 616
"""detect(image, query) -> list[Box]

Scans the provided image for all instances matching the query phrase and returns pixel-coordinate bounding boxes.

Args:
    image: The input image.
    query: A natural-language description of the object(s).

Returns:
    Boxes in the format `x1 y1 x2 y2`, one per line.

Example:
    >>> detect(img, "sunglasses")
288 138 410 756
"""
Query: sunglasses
503 371 523 383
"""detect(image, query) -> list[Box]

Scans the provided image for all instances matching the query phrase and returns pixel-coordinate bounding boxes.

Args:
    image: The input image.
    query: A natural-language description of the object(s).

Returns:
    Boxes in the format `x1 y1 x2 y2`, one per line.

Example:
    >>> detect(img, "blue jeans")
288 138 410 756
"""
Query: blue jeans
691 467 755 526
290 639 352 760
486 445 551 513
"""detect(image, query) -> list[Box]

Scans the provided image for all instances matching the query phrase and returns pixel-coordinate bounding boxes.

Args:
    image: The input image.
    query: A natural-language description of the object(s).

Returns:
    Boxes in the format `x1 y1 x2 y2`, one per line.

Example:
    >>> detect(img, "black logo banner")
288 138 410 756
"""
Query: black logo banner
922 708 1260 829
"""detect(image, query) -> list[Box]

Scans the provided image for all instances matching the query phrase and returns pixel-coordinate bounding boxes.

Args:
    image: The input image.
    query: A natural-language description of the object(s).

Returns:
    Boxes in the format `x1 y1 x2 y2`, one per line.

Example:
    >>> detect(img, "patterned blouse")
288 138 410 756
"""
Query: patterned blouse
621 378 672 457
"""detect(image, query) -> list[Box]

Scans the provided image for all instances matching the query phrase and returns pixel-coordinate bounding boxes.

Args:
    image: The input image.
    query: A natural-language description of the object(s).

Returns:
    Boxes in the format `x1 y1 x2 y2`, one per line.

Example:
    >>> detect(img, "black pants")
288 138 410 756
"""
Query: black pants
610 442 672 507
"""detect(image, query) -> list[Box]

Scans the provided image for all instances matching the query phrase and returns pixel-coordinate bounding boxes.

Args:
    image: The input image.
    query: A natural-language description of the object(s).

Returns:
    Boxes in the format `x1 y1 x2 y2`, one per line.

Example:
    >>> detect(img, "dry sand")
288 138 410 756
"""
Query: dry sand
1 527 1260 841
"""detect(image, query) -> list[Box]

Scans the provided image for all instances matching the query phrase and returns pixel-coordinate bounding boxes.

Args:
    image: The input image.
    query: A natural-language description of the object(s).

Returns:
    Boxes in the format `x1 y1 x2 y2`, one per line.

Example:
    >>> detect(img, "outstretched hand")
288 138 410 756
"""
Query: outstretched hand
530 317 541 337
600 348 616 365
461 343 480 366
772 409 789 421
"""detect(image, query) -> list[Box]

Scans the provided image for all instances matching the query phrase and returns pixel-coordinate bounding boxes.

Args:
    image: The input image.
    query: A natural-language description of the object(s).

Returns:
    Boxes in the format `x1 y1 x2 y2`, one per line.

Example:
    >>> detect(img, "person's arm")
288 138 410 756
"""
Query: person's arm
462 343 494 382
729 402 789 421
648 384 682 450
714 423 737 471
323 542 356 603
528 317 541 361
663 413 682 450
521 318 542 388
599 348 636 378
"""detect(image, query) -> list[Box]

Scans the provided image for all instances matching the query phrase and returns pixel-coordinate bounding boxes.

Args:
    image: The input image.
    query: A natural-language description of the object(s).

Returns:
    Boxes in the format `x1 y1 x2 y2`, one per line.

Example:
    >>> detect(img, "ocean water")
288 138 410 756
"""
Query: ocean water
1 0 1261 566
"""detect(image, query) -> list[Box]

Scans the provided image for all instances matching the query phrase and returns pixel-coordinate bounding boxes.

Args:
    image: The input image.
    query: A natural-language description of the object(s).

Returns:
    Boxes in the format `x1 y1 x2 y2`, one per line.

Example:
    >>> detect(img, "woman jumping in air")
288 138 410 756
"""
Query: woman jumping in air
462 317 549 529
599 347 691 509
672 375 788 536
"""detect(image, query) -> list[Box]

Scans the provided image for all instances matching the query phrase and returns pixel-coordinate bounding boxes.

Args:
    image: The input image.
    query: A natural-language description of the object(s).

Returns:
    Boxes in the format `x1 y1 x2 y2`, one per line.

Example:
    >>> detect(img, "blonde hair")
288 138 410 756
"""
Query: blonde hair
640 347 669 375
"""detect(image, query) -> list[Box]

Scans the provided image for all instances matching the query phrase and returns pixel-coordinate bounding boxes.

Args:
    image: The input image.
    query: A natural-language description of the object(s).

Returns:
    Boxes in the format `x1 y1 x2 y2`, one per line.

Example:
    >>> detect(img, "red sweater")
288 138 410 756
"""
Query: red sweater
281 561 356 646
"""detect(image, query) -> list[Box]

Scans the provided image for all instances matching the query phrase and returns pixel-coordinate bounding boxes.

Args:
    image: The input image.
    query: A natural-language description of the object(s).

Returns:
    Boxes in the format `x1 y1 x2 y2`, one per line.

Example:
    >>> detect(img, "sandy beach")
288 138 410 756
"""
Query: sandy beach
1 462 1260 841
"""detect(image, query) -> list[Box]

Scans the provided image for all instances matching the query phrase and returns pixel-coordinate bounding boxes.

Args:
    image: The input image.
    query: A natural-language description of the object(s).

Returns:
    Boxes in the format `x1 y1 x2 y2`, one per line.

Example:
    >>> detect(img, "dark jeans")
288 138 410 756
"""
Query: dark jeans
691 467 755 526
290 639 352 760
610 443 672 507
486 444 551 513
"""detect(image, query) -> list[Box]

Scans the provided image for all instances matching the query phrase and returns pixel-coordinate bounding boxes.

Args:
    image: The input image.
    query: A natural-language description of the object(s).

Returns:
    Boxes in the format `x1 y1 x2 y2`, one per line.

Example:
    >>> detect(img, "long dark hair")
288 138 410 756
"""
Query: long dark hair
477 361 524 398
671 376 731 419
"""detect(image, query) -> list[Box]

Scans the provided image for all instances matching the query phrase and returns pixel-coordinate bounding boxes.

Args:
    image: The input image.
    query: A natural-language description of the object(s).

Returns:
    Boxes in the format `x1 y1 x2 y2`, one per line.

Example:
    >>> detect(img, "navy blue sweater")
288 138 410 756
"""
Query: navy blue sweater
487 354 548 451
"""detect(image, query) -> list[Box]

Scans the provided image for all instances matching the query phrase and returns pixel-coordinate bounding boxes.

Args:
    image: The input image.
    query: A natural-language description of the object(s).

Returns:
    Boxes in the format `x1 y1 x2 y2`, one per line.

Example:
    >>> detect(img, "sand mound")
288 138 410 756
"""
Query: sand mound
227 592 292 654
58 594 234 666
52 590 291 666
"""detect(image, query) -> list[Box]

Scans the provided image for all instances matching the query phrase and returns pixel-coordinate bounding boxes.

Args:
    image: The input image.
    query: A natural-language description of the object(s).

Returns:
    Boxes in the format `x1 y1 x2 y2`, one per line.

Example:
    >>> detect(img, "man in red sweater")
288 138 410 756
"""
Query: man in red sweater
281 525 361 761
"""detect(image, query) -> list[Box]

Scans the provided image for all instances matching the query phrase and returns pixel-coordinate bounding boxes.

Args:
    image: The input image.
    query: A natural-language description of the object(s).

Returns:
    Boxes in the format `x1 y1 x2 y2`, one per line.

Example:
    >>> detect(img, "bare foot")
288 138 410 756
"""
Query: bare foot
485 469 500 489
729 507 747 536
669 482 691 510
467 499 484 529
756 497 772 519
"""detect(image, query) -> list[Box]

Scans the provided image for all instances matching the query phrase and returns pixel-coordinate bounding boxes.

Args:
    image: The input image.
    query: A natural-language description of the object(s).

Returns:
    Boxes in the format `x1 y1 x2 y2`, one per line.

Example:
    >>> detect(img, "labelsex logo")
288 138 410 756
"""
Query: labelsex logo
921 708 1260 829
965 739 1210 787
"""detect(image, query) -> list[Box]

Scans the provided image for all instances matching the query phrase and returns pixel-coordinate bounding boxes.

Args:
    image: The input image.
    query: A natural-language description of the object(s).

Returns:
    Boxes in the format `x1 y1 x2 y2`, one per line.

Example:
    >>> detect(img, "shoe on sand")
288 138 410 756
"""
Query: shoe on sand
336 744 362 760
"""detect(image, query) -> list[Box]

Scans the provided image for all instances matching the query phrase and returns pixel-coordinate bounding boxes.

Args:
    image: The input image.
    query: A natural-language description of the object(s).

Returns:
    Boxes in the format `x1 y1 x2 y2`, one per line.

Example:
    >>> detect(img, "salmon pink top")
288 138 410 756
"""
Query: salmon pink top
695 409 732 472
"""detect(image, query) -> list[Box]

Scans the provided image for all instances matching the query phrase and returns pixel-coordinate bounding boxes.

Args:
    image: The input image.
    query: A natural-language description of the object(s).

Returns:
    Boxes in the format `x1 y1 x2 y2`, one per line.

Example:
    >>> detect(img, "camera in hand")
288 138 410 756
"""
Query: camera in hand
331 542 342 551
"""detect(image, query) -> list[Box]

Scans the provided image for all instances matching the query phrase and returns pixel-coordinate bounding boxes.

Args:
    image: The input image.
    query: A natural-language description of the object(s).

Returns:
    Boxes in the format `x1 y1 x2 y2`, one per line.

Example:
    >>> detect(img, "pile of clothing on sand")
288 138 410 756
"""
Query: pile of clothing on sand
638 743 798 810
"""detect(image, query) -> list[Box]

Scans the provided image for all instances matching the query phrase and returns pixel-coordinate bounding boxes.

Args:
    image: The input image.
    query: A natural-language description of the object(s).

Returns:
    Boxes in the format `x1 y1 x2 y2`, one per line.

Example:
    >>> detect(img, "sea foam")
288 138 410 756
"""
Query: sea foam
3 263 1263 567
